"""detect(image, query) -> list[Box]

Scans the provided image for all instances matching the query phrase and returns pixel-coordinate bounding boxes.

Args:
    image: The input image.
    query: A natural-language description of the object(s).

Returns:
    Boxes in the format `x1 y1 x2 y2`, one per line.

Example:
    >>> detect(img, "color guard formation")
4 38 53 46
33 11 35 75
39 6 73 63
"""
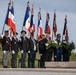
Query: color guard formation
0 30 75 68
0 0 75 68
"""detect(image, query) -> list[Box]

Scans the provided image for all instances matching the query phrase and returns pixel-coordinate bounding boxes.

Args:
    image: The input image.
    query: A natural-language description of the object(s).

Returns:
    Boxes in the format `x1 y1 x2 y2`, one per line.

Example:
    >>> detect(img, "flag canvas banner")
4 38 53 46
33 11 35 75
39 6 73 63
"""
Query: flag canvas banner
8 2 16 33
5 1 16 34
37 11 42 39
52 11 57 40
62 16 68 40
23 2 30 32
30 4 35 33
45 12 51 34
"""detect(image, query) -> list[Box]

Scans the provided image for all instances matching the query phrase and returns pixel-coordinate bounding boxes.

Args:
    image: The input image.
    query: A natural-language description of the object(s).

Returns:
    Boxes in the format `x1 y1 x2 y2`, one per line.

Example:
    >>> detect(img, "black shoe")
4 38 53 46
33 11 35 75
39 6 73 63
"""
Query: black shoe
4 66 8 68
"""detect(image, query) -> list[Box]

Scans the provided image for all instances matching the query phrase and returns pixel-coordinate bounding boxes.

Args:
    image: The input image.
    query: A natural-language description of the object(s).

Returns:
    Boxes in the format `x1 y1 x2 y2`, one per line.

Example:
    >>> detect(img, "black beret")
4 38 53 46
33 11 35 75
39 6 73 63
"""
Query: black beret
5 30 9 33
21 30 27 34
16 32 18 35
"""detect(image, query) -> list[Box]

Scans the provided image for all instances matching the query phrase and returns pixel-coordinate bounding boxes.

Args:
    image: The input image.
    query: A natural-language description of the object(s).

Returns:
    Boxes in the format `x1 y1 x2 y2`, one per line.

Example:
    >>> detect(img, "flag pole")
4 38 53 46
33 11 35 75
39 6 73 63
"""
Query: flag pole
22 1 29 31
62 15 67 42
10 0 14 38
1 0 12 35
28 3 34 37
36 8 41 40
2 24 6 35
52 10 56 41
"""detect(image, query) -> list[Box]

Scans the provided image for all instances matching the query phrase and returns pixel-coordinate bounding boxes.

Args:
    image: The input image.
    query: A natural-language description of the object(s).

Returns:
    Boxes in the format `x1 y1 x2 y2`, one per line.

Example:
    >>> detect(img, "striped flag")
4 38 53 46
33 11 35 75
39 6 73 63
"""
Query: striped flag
37 8 42 39
5 1 16 34
23 1 30 32
52 10 57 40
30 4 35 33
45 12 51 34
62 15 68 40
4 2 10 25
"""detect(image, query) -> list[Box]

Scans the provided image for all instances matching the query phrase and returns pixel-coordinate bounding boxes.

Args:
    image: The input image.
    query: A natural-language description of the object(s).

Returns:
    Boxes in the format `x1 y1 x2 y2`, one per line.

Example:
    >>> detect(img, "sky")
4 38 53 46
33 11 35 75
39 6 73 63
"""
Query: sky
0 0 76 52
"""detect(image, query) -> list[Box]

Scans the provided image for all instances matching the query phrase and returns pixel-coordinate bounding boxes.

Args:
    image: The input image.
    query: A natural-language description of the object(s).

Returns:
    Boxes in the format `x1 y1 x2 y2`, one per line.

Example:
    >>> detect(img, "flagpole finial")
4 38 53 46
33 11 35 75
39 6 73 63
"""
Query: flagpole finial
65 15 67 18
11 0 14 3
32 3 34 8
27 1 29 4
39 7 41 12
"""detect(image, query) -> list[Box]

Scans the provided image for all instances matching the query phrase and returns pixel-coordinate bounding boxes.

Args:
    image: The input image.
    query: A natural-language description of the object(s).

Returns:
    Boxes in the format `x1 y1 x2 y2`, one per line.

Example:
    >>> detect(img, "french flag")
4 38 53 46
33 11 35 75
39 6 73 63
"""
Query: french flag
38 11 42 38
30 4 35 33
45 12 51 34
23 1 30 32
62 15 68 40
52 10 57 40
7 1 16 33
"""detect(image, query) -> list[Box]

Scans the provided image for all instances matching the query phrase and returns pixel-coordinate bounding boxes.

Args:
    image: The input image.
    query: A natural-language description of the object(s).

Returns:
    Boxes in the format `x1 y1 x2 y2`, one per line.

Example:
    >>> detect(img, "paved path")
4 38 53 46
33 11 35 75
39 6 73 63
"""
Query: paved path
0 68 76 75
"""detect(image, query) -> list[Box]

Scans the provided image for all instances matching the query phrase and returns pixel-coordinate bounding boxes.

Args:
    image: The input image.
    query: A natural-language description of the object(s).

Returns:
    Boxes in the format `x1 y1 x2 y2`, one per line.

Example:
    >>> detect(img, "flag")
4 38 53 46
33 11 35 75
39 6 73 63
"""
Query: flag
8 2 16 34
52 10 57 40
5 1 16 34
45 12 51 34
4 2 10 25
62 15 68 40
23 1 30 32
30 4 35 33
37 9 42 39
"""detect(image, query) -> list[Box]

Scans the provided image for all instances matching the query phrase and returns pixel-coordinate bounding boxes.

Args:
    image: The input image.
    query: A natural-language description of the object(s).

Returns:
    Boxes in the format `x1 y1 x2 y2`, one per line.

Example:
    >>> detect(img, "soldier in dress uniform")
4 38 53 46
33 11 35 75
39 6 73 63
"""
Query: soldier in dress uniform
54 33 62 61
19 30 29 68
28 33 37 68
38 34 46 68
2 30 11 68
11 32 19 68
63 36 70 61
44 33 51 61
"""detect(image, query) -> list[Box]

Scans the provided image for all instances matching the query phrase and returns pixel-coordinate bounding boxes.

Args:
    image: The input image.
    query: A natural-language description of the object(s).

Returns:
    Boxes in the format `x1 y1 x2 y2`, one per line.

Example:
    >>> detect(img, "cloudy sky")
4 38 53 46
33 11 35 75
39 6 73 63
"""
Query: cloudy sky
0 0 76 52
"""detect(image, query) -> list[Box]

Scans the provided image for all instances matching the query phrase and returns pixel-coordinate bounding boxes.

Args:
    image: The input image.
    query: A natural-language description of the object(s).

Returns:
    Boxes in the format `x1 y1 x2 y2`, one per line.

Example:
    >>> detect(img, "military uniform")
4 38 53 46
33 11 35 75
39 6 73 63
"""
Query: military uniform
19 35 29 68
39 39 46 68
62 41 71 61
28 38 37 68
2 35 10 68
11 36 19 68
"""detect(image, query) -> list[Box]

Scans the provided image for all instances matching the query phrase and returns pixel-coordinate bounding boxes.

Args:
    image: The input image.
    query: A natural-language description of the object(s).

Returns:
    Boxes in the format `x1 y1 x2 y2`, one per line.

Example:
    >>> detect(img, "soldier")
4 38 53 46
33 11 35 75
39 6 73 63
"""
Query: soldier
46 37 53 61
54 34 62 61
28 33 37 68
63 36 70 61
44 33 51 61
2 30 10 68
38 34 46 68
19 30 29 68
11 32 19 68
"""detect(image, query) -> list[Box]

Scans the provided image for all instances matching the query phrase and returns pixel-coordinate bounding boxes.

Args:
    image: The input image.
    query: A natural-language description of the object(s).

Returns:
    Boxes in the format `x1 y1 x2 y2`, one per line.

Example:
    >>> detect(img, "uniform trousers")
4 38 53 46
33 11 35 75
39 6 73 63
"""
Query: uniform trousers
3 51 10 67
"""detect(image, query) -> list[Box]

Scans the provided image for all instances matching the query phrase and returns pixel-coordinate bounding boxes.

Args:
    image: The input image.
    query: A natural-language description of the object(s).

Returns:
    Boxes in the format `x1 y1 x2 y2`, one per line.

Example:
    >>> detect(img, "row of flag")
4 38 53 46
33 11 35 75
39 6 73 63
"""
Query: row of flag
3 0 68 41
4 0 16 34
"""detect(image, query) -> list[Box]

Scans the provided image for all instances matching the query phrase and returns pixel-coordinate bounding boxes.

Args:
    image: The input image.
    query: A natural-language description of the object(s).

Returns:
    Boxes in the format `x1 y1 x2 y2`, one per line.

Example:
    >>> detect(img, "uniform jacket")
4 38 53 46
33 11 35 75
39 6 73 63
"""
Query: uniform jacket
19 36 29 51
39 38 47 54
29 38 37 52
2 36 10 51
11 37 19 53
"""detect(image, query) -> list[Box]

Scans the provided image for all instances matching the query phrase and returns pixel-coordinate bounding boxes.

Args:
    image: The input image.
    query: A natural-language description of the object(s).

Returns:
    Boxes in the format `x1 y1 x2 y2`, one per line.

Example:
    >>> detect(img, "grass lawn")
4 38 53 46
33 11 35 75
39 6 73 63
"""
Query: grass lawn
0 43 76 68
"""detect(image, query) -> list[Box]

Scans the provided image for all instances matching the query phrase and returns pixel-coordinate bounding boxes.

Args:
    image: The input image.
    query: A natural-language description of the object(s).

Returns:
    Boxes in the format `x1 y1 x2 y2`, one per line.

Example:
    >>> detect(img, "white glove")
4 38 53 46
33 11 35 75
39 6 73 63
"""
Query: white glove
12 50 15 54
0 34 4 39
28 51 30 53
40 54 42 56
54 41 57 44
59 42 61 45
21 50 23 54
3 50 6 54
45 43 48 46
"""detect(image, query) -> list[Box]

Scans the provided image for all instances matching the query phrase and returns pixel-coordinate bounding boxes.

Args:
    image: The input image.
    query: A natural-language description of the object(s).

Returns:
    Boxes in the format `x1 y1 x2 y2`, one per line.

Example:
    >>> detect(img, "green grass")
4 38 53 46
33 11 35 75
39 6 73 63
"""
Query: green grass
70 52 76 61
0 43 76 68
